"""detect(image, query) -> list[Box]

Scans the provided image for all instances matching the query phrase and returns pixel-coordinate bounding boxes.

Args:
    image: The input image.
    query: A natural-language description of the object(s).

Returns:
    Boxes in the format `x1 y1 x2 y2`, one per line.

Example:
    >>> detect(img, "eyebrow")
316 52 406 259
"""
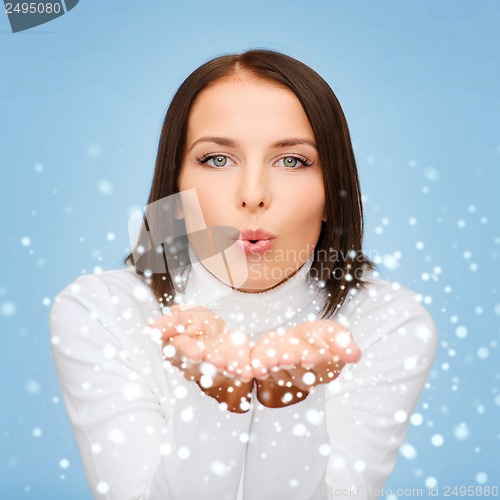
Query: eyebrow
187 136 317 152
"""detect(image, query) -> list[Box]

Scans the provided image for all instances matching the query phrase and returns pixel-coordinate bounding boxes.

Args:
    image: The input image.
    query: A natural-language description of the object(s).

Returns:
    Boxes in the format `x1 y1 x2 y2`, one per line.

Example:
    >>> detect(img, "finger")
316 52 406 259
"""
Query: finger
222 344 253 381
164 347 202 381
152 305 214 336
250 355 269 380
204 335 241 369
238 362 254 383
313 323 361 364
268 366 294 388
275 335 309 368
251 342 280 378
303 329 330 351
281 334 323 369
288 323 332 365
252 332 307 377
202 342 226 369
326 334 362 363
168 353 228 387
169 335 205 362
227 363 253 384
300 342 331 368
151 310 186 340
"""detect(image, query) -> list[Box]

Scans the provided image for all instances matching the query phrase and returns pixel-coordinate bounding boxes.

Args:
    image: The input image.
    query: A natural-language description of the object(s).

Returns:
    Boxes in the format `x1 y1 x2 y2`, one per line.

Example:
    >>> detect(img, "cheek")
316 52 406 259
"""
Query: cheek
285 179 325 225
197 193 226 225
178 169 229 225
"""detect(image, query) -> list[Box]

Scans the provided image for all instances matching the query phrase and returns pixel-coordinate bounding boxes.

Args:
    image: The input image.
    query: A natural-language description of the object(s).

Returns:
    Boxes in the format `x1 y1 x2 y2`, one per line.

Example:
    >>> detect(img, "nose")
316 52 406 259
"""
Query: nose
236 163 271 211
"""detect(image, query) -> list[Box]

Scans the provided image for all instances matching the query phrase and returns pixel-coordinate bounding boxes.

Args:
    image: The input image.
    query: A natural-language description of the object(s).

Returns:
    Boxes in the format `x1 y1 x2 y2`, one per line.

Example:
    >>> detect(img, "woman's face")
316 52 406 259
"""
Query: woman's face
178 75 326 292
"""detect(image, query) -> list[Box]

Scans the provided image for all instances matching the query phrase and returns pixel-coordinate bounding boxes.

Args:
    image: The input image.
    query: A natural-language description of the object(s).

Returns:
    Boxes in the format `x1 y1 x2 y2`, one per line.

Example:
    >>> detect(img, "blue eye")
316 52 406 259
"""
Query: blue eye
277 155 314 169
195 154 314 169
210 155 228 167
196 154 233 168
282 157 299 168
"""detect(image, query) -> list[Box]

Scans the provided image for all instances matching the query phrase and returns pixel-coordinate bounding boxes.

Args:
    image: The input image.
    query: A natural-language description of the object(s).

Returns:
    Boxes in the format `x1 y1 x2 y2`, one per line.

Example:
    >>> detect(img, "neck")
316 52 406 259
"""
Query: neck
175 246 322 339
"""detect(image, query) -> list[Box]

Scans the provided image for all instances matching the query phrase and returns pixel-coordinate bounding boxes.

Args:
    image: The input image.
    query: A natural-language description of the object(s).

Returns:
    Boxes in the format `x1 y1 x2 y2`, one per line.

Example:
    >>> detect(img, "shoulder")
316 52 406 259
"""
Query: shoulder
332 273 438 352
50 266 159 337
49 266 161 357
52 265 152 309
338 273 432 320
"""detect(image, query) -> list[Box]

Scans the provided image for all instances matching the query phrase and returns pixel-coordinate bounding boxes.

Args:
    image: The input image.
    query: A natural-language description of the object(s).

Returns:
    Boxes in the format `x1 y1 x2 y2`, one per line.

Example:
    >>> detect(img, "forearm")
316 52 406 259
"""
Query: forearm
255 378 309 408
243 384 329 500
198 378 253 413
146 372 253 499
50 288 253 500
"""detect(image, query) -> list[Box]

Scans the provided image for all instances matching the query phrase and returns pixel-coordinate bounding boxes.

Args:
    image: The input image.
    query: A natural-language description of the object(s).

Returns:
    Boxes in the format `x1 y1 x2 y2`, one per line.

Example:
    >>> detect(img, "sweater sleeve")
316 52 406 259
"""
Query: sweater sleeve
49 274 252 500
316 294 439 500
242 293 438 500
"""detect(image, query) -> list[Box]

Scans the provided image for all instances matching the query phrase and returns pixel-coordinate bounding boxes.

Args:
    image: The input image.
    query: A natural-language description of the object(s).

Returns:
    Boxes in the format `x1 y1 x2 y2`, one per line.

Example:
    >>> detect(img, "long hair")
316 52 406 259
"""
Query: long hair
124 48 375 319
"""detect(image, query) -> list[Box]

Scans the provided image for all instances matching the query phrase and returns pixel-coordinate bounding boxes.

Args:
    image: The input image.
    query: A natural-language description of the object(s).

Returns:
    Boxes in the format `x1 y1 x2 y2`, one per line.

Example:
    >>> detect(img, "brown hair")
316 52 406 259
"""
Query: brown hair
124 48 375 318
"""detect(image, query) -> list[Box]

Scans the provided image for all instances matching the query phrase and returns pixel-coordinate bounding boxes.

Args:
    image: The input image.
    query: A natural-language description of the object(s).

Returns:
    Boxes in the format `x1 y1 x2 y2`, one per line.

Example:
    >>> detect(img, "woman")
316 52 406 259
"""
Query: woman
50 49 438 500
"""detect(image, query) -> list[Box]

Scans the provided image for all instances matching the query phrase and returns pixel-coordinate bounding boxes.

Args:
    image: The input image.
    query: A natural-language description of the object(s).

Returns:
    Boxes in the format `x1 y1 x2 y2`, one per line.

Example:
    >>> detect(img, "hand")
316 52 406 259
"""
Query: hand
150 305 254 413
250 320 362 408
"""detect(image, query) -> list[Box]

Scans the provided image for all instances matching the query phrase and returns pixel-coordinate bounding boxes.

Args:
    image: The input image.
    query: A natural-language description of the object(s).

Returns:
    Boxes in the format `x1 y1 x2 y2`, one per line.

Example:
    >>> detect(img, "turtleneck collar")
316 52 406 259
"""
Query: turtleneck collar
178 246 322 338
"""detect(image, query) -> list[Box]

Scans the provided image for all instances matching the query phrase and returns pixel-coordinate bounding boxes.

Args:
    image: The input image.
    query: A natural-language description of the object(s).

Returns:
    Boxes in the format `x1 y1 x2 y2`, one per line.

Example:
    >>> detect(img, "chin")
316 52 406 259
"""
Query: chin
235 280 271 293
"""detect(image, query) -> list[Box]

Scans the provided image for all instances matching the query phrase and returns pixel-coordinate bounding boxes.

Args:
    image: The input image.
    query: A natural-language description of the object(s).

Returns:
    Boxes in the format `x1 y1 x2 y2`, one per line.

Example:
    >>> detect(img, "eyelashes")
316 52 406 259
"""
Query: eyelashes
195 154 234 168
195 153 315 169
278 155 315 169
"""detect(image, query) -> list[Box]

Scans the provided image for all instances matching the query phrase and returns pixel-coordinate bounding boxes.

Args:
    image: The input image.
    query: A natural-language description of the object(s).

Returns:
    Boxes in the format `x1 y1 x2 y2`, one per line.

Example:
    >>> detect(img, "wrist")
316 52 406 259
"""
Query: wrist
197 379 254 413
255 379 310 408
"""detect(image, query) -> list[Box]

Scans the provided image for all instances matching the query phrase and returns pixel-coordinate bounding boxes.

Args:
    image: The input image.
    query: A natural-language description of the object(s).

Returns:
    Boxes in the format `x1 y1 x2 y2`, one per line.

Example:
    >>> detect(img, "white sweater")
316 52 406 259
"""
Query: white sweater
49 254 438 500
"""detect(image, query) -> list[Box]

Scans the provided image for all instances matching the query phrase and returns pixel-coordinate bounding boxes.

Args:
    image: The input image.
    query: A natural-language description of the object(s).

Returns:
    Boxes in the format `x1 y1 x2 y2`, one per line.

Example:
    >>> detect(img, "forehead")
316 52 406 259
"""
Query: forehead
186 76 315 142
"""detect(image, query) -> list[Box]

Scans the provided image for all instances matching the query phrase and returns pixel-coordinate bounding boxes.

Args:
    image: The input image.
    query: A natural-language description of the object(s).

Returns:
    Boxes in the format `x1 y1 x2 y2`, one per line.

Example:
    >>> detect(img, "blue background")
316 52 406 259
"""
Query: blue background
1 0 499 498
